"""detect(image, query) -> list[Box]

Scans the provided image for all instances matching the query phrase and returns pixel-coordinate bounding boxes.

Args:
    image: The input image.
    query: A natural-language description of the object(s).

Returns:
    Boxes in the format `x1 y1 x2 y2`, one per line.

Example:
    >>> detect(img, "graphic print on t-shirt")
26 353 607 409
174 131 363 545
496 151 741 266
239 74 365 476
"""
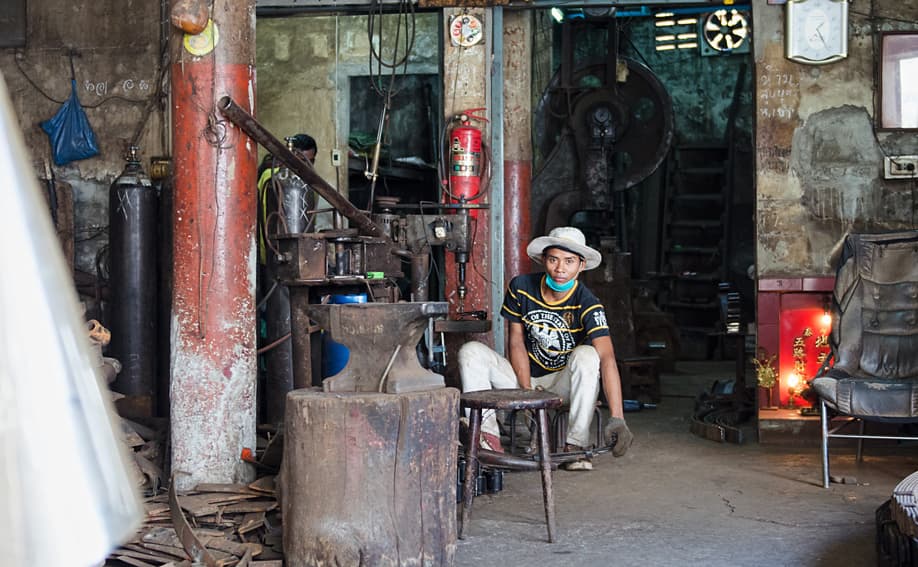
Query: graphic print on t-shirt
525 309 575 371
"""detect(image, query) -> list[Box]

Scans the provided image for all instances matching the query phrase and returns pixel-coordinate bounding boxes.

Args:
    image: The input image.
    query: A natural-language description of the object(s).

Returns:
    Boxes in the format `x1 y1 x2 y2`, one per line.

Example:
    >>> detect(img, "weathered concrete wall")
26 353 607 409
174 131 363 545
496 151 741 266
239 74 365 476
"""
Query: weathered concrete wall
255 12 439 226
753 1 918 277
0 0 165 273
623 18 753 148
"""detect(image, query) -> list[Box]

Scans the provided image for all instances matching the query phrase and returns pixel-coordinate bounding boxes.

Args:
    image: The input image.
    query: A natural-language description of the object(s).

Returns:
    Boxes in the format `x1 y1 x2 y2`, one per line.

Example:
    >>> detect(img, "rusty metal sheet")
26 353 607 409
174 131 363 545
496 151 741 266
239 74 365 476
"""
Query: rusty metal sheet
169 479 219 567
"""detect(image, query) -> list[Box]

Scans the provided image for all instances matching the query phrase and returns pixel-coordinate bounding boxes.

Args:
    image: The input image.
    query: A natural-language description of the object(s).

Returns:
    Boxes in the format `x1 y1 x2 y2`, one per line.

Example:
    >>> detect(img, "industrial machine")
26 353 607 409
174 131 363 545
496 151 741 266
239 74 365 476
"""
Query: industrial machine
532 17 674 247
220 97 478 395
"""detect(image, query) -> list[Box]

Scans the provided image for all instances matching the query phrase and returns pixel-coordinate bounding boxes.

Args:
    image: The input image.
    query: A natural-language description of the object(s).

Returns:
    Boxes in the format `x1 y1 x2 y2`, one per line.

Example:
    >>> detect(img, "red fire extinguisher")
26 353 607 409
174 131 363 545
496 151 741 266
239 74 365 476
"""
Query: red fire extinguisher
445 108 488 204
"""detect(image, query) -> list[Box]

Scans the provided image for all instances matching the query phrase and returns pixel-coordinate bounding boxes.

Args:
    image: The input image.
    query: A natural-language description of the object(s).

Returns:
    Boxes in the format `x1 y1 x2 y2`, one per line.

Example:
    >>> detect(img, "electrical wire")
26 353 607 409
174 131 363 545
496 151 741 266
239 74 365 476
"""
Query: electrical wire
334 1 340 151
363 0 416 211
257 280 279 311
130 43 171 146
367 0 416 97
850 8 918 26
13 49 154 108
257 333 291 355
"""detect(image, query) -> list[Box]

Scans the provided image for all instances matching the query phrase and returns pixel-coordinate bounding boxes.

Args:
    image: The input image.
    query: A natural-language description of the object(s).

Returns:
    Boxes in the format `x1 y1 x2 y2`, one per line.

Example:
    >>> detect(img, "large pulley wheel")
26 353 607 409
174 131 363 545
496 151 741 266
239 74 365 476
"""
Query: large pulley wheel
534 58 674 192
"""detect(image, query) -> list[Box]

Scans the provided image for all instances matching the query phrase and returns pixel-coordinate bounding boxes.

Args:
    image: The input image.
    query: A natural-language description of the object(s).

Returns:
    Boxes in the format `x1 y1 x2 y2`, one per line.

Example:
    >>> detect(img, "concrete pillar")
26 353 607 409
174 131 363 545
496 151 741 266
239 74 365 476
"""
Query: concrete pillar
442 8 493 351
503 11 533 281
169 0 257 490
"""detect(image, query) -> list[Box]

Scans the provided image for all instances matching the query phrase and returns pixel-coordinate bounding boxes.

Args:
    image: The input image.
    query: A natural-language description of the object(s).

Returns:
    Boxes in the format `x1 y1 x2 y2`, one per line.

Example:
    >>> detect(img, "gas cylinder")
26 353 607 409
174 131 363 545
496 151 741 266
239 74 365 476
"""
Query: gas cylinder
261 136 316 237
108 145 158 418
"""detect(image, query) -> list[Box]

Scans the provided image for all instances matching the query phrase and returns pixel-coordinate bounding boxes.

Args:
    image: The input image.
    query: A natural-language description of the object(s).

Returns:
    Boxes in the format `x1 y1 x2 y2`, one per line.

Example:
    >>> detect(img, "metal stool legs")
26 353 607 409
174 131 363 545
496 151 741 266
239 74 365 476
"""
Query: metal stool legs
459 406 556 542
536 407 556 542
460 407 482 539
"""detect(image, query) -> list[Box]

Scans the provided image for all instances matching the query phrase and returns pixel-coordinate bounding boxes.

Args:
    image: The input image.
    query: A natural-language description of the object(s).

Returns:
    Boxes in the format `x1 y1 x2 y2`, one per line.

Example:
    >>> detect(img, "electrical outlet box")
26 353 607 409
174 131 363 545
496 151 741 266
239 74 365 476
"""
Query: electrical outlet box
884 155 918 179
331 149 342 167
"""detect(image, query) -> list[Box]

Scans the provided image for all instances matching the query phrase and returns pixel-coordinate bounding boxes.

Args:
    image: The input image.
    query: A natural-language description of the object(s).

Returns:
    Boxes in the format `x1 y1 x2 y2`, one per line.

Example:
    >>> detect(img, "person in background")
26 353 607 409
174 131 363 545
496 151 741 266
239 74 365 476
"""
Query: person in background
257 133 317 264
256 133 318 421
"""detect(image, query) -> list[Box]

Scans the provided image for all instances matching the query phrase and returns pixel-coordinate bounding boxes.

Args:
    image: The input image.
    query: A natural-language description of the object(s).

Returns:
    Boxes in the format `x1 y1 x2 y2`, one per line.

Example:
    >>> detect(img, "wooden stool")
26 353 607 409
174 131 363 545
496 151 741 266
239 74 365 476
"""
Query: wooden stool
459 389 563 543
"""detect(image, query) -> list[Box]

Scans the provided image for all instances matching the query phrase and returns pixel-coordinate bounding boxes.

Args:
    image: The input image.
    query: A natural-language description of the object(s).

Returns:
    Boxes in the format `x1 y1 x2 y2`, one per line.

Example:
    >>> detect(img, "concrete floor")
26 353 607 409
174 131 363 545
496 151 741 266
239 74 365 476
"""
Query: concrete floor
455 361 918 567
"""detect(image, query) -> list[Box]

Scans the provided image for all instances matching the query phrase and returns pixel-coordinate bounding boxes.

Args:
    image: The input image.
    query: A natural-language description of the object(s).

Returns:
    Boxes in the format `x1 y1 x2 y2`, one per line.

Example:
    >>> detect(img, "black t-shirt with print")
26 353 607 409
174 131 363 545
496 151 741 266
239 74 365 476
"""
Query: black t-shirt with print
500 273 610 377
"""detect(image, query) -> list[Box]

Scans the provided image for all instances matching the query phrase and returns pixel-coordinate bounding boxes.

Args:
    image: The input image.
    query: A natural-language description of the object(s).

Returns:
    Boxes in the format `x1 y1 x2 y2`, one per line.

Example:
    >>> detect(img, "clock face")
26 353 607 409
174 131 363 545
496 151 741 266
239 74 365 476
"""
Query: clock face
785 0 848 65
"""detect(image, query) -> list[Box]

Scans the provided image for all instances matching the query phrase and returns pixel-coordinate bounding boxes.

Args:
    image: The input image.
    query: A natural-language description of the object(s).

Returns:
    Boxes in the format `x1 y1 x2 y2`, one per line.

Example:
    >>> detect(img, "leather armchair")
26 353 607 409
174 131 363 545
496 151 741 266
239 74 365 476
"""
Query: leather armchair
811 231 918 487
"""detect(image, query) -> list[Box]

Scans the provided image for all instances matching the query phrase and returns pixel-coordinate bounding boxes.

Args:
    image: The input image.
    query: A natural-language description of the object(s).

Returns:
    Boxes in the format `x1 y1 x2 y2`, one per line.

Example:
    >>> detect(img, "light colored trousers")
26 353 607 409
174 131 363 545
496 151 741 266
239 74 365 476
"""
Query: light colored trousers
458 341 601 448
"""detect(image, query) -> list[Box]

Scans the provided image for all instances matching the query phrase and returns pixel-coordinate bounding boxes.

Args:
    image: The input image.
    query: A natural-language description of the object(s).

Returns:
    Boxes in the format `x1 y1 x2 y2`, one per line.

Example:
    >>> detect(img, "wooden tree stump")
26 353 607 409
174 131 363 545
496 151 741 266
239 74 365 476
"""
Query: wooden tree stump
283 388 459 567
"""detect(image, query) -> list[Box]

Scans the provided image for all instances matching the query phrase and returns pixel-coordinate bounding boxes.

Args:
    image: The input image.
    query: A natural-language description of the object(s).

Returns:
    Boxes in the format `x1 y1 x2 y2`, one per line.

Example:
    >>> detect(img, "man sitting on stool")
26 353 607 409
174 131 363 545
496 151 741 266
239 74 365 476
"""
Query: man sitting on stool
459 227 633 470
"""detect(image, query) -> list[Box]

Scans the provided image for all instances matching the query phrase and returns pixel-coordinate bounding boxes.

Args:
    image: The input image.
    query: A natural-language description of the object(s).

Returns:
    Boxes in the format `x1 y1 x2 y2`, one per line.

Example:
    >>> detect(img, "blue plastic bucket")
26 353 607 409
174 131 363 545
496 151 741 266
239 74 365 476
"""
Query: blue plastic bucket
321 294 367 377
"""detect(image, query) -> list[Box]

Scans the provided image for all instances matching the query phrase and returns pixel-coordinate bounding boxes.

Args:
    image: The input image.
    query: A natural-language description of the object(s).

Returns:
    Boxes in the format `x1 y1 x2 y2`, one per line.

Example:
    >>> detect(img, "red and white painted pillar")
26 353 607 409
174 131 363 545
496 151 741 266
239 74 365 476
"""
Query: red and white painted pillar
169 0 257 490
503 11 533 281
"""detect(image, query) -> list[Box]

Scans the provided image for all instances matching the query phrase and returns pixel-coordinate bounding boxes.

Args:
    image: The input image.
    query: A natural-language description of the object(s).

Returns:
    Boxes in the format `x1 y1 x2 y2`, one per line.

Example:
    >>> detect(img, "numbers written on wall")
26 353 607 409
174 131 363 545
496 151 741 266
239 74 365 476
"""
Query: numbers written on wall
757 64 799 121
83 79 152 97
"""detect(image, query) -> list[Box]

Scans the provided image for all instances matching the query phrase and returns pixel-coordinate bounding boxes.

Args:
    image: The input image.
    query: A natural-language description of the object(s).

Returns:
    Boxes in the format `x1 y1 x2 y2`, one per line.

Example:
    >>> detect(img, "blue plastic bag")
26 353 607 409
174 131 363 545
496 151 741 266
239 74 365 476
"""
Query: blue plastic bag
41 79 100 166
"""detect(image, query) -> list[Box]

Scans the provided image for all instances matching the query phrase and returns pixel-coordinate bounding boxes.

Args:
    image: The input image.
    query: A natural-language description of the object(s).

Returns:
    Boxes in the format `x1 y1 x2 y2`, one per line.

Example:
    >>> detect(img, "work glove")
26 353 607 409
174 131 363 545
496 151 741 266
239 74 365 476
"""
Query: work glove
604 417 633 457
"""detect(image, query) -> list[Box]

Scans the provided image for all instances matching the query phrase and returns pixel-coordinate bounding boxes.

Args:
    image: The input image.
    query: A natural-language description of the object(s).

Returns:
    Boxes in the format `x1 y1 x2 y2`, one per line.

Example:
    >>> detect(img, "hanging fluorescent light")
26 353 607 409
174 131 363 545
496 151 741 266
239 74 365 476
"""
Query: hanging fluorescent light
550 7 564 23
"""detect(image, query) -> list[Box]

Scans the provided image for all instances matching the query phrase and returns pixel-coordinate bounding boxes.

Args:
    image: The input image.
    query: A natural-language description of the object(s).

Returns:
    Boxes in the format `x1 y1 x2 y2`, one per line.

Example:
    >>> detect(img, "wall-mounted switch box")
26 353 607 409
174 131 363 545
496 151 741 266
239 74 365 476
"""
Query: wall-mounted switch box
331 149 342 167
884 155 918 179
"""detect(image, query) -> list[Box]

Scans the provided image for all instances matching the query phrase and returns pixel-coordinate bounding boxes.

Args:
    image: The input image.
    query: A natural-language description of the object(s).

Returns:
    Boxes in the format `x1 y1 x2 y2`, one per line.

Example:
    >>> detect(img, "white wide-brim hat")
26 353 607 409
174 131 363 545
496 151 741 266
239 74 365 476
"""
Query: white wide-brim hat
526 226 602 271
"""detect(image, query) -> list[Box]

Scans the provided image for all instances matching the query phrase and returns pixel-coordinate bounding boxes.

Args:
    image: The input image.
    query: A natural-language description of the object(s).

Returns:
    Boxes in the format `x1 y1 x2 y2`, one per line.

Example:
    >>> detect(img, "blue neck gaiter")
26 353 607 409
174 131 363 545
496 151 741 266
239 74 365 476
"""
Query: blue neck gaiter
545 274 575 293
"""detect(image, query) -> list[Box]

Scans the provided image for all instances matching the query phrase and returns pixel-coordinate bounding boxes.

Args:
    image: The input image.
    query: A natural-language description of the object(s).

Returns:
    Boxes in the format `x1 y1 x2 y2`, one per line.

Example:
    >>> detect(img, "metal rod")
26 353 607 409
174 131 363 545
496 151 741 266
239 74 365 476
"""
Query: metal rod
366 103 389 210
828 433 915 441
491 5 506 355
820 398 830 488
218 96 393 243
377 344 402 393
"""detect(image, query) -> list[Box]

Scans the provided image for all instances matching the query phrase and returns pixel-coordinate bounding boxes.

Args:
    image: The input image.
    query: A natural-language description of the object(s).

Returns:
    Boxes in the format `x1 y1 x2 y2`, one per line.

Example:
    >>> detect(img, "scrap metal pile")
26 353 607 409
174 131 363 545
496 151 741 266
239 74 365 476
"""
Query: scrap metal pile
105 476 281 566
689 379 755 444
99 312 285 567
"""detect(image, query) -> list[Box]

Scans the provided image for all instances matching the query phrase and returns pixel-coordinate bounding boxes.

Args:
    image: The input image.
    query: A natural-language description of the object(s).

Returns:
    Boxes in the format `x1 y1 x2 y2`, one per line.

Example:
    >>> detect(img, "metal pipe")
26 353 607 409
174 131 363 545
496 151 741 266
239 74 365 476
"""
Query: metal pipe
218 96 394 244
820 398 830 488
366 103 388 209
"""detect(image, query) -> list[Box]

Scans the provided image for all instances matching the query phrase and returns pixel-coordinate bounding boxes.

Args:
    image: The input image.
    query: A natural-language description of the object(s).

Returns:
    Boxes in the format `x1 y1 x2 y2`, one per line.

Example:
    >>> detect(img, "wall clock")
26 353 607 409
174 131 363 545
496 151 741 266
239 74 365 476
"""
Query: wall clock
785 0 848 65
